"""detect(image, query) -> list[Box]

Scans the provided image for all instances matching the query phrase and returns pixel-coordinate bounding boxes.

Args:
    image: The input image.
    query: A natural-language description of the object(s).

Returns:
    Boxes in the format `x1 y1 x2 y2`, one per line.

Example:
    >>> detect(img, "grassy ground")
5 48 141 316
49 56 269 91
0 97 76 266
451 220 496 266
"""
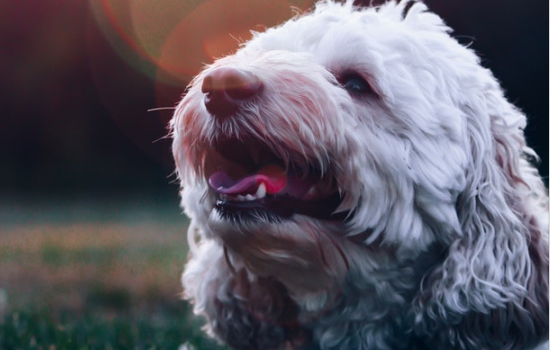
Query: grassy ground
0 206 226 350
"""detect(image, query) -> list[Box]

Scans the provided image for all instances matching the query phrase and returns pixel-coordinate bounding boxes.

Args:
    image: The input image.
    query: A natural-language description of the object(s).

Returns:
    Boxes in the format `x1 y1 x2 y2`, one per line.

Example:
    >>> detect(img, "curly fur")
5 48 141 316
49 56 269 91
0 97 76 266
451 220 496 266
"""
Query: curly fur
171 1 549 349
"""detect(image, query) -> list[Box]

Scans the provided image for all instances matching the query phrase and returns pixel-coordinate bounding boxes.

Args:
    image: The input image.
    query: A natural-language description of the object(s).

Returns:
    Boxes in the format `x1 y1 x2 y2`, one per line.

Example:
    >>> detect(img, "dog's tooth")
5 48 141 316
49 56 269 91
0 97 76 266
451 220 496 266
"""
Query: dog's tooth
245 194 255 201
236 195 245 201
256 183 266 199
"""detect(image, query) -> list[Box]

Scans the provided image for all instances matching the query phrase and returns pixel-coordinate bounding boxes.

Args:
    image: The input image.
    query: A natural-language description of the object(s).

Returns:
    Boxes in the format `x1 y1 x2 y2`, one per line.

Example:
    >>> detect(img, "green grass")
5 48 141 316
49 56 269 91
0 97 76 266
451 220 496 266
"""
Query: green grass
0 307 221 350
0 221 227 350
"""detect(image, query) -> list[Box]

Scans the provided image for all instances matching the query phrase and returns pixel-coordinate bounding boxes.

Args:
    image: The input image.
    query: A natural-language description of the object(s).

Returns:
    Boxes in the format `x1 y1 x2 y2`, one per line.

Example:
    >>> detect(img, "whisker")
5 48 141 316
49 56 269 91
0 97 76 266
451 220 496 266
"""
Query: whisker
148 107 176 112
152 134 171 144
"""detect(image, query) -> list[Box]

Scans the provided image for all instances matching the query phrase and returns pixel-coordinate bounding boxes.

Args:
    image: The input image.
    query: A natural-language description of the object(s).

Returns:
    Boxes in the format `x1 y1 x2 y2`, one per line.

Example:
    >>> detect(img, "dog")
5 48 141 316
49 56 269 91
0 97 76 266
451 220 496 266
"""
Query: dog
170 1 549 349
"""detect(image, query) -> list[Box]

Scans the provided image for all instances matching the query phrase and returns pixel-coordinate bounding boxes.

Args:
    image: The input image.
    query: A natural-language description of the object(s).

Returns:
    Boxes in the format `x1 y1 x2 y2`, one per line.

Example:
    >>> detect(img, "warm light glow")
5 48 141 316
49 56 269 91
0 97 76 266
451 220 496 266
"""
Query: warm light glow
90 0 314 85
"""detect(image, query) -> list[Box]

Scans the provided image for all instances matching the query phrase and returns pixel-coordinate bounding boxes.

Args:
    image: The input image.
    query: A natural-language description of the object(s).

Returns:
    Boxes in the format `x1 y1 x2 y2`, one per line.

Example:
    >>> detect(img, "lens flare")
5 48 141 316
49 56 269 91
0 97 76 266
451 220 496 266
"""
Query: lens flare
88 0 313 165
90 0 314 85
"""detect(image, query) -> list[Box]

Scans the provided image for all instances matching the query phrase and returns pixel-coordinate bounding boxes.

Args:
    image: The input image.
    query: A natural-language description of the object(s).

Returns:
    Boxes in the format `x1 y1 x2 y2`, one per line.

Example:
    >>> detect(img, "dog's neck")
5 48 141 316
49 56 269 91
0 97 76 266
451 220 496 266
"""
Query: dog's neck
222 222 448 325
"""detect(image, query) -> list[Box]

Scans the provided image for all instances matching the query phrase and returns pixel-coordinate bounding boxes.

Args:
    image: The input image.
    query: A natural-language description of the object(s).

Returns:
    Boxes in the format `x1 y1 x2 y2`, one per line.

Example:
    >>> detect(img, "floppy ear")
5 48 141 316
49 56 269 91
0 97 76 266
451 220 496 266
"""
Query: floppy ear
415 86 549 348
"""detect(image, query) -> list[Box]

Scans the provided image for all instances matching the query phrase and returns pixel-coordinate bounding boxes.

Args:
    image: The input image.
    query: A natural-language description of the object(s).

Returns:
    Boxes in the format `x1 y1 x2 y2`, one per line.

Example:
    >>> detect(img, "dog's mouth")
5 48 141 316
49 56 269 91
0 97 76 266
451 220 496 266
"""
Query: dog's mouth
206 139 346 221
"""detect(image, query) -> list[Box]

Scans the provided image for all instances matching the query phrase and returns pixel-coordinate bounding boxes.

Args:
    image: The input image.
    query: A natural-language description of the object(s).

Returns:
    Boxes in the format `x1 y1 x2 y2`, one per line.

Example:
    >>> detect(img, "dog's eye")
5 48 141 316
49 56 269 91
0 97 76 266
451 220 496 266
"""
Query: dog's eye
340 73 373 95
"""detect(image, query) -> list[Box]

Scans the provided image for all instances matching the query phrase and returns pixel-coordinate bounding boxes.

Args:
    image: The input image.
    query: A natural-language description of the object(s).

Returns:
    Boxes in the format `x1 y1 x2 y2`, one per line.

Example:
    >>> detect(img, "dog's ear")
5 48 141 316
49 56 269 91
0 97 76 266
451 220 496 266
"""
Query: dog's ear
416 87 549 347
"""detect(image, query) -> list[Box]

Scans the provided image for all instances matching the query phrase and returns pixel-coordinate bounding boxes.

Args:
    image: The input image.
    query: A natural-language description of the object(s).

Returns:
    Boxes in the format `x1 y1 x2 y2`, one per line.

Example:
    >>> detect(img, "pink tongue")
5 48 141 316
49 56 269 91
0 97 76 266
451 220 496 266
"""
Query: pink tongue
208 165 312 198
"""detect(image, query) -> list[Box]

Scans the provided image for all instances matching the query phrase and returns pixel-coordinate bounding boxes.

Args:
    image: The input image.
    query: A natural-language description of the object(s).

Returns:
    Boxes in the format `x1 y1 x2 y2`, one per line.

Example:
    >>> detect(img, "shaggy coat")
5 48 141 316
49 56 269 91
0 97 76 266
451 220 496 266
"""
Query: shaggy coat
171 1 549 349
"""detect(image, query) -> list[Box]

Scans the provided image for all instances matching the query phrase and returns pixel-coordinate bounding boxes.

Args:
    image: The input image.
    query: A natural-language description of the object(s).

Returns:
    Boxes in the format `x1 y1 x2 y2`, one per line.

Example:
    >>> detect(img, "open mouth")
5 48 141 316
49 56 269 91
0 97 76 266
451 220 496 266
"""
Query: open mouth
206 139 346 221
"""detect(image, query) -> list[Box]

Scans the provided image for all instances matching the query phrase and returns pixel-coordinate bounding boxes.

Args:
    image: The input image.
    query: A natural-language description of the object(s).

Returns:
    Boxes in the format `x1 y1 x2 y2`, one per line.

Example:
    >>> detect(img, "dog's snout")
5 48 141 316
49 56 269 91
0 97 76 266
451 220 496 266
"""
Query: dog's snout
201 67 262 118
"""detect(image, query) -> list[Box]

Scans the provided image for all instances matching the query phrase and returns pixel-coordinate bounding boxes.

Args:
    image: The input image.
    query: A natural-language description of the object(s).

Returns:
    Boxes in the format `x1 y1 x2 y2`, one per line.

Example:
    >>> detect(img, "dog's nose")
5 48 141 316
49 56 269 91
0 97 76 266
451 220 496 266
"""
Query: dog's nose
201 67 262 118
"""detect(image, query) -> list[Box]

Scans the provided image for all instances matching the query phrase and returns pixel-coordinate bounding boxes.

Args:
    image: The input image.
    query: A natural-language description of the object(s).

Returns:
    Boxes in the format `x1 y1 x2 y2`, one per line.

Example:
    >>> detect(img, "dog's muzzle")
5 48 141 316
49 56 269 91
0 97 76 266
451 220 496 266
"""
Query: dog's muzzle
199 67 348 222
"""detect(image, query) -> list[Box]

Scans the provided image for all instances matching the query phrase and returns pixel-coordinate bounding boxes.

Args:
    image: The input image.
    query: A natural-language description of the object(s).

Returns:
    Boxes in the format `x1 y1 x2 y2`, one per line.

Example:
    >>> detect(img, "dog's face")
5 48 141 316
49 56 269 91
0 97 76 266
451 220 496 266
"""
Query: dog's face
171 0 544 298
172 2 548 348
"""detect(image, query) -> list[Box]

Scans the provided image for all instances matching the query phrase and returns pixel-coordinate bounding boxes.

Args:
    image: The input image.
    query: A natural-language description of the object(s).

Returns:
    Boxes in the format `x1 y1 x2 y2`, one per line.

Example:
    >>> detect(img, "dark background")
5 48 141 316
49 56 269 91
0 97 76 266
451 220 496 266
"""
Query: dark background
0 0 547 204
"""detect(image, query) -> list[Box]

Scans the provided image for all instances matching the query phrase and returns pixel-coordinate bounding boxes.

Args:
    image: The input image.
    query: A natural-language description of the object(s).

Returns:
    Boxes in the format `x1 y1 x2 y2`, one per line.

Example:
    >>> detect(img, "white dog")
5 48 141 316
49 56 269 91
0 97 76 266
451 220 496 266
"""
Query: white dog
171 1 548 349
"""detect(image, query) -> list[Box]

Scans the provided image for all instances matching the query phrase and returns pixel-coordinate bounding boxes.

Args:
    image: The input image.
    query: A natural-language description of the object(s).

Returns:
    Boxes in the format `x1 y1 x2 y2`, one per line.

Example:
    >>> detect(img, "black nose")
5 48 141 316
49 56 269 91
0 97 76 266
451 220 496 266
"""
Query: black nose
201 67 262 118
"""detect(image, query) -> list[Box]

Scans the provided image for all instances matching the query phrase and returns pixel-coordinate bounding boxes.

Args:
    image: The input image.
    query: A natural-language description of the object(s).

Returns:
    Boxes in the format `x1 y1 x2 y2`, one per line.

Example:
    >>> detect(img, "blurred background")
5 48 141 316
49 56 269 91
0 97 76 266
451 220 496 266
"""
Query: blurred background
0 0 547 348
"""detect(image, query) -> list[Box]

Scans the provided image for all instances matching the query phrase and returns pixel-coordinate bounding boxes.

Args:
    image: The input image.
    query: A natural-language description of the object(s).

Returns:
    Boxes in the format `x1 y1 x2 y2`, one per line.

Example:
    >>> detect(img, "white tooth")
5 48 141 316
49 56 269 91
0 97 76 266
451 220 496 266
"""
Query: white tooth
256 183 266 199
245 194 255 201
236 195 245 201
